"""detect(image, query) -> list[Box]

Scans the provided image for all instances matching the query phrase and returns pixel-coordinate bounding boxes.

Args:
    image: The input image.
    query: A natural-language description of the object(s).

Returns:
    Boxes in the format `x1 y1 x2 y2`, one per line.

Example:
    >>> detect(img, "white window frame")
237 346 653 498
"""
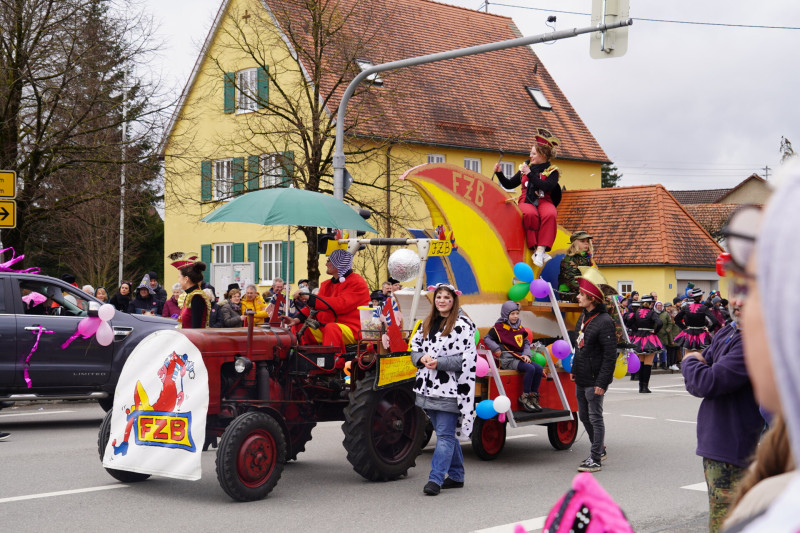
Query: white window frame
237 68 258 113
213 158 233 200
464 157 481 173
526 86 552 110
427 153 445 164
261 153 282 188
214 243 233 264
261 241 284 283
618 281 633 295
356 59 383 85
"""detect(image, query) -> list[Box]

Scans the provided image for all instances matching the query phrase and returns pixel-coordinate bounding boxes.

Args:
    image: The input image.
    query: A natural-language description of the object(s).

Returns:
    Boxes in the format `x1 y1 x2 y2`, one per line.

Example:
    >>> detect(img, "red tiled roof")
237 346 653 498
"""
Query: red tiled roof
668 188 729 205
557 185 724 266
683 204 739 240
266 0 608 162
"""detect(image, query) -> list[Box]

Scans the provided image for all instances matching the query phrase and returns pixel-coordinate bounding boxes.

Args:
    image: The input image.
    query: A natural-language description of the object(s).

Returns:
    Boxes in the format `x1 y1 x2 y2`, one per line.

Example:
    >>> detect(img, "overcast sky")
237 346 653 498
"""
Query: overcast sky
140 0 800 190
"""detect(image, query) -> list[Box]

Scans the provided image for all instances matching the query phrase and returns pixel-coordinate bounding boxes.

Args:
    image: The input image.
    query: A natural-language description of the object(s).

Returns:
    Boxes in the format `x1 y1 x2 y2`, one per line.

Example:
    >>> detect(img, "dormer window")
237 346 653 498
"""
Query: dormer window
526 87 552 110
356 59 383 85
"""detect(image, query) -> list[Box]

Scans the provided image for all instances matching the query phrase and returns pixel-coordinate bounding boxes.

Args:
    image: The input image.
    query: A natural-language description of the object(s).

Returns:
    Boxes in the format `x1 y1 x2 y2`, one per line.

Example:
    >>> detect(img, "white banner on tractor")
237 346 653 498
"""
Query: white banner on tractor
102 329 209 480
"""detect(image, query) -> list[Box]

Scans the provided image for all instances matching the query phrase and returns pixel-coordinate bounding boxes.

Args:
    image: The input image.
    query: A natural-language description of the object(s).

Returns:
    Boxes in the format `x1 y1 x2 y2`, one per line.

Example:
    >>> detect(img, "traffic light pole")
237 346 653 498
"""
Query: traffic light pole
332 18 633 200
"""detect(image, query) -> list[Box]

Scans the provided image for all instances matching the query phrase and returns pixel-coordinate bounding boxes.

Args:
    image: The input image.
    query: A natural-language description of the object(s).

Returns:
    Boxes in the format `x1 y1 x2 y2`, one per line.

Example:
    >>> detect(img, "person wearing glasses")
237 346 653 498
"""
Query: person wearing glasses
410 283 477 495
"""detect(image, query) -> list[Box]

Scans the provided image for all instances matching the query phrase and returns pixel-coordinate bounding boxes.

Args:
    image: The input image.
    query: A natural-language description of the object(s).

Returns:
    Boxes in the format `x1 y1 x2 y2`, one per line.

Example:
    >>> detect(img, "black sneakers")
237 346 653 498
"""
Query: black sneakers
577 458 602 472
423 481 441 495
600 447 607 461
442 477 464 489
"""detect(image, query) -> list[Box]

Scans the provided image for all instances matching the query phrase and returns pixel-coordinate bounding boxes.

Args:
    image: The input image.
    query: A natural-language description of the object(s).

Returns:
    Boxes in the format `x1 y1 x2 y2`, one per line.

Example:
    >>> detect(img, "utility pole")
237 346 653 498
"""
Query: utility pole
763 166 771 180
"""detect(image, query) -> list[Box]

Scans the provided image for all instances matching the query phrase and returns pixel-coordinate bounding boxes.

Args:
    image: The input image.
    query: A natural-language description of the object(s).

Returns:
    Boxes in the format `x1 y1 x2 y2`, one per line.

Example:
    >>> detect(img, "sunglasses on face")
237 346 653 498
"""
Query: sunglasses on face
719 204 762 276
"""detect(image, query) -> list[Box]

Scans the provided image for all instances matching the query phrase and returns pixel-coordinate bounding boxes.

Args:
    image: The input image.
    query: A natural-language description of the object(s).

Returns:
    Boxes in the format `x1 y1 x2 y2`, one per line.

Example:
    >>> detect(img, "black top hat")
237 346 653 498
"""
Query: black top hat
227 283 240 292
61 273 76 284
387 277 400 285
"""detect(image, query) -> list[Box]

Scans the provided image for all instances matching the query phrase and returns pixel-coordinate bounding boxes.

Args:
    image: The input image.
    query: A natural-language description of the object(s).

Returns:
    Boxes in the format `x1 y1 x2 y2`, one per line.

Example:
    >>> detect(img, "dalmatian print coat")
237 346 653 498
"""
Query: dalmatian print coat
411 313 478 440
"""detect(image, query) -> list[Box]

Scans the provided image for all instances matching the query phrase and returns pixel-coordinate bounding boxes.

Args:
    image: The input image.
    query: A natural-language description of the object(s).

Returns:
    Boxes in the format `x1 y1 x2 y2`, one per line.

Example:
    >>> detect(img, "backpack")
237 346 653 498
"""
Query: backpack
543 473 634 533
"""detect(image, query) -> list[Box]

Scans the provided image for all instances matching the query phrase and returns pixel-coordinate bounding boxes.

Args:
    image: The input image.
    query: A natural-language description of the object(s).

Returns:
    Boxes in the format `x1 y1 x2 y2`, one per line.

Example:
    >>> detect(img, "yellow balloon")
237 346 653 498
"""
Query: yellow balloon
613 354 628 379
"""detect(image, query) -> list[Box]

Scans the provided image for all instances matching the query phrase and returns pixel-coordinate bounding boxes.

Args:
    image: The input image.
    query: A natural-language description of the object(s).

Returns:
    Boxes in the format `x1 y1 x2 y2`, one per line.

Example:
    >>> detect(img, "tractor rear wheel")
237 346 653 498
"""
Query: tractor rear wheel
342 374 424 481
216 411 286 501
97 411 151 483
547 412 578 450
471 417 506 460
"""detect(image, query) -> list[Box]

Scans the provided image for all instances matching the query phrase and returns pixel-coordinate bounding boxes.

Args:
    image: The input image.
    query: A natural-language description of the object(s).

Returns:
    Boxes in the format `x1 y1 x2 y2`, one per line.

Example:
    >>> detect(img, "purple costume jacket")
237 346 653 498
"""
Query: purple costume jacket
682 323 763 468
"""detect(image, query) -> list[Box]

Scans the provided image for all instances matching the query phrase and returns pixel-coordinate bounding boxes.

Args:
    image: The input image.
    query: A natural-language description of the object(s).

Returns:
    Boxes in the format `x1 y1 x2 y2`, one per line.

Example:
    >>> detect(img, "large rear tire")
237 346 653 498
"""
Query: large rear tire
547 412 578 450
471 417 506 460
342 374 424 481
97 411 151 483
216 411 287 501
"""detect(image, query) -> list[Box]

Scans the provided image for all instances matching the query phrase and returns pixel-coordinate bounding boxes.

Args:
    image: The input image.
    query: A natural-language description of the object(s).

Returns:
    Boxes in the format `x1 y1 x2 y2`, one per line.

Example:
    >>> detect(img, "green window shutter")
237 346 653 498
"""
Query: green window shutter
280 242 295 282
201 160 212 201
232 157 245 194
247 155 260 190
248 242 260 281
280 151 294 187
200 245 212 282
224 72 235 114
289 241 295 283
232 242 244 262
257 66 269 108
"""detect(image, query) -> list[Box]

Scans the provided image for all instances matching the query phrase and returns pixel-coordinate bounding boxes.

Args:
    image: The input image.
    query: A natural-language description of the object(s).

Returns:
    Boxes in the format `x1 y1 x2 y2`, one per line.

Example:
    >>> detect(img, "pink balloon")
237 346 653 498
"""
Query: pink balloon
96 321 114 346
77 317 101 338
476 355 489 377
627 352 641 373
98 303 115 322
531 278 550 299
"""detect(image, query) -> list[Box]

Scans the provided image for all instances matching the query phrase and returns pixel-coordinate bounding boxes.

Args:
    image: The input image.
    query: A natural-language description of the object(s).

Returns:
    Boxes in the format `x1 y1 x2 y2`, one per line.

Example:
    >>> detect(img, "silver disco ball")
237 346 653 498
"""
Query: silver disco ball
388 248 421 283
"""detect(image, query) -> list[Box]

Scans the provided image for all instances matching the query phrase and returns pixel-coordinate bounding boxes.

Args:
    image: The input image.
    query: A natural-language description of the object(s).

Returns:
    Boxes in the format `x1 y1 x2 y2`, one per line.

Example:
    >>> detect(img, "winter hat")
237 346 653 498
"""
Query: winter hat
328 249 353 282
689 287 704 299
500 300 521 325
227 283 240 293
147 271 158 282
712 296 722 305
136 274 155 295
639 294 655 303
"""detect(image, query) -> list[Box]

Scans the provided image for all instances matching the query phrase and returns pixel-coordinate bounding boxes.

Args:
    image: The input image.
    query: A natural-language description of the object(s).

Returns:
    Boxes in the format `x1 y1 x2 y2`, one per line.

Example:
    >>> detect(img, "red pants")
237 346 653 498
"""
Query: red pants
292 322 356 356
520 199 557 251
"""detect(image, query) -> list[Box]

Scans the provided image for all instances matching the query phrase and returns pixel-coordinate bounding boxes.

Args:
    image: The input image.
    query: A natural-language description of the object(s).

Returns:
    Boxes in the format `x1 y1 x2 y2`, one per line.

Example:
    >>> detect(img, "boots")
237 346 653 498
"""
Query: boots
529 392 542 412
518 393 536 413
630 372 639 381
639 365 652 393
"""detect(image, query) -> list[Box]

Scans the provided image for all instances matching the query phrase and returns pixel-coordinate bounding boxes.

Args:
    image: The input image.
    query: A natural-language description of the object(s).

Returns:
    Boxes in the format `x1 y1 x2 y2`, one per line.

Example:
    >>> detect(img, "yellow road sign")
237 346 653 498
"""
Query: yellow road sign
0 200 16 228
0 170 16 198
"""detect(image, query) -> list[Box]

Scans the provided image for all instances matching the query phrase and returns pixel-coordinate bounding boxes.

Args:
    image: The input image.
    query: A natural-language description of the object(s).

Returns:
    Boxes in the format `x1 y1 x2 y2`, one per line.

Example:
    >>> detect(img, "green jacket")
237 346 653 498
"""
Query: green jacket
558 252 593 294
656 310 679 346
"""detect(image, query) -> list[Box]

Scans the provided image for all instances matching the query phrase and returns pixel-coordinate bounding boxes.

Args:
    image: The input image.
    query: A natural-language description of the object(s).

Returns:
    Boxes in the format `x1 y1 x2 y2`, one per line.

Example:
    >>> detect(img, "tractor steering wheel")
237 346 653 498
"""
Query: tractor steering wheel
296 295 338 342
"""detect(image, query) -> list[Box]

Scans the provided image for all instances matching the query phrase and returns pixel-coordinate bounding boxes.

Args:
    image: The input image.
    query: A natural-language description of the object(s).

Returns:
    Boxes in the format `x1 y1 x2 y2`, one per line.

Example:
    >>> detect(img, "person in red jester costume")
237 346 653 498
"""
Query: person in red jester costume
287 249 370 362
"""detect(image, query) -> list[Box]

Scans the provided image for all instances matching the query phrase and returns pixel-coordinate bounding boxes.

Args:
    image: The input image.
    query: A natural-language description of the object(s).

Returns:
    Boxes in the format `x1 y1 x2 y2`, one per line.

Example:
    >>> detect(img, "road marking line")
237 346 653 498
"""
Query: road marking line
0 410 75 418
681 482 707 492
0 484 128 504
621 414 656 420
474 515 546 533
666 419 697 424
506 434 536 440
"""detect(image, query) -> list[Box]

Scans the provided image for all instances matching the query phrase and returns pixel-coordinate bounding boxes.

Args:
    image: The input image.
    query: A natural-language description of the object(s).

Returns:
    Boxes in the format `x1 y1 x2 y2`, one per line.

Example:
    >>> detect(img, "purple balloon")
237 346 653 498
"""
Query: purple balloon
552 339 571 359
627 352 641 373
531 278 550 299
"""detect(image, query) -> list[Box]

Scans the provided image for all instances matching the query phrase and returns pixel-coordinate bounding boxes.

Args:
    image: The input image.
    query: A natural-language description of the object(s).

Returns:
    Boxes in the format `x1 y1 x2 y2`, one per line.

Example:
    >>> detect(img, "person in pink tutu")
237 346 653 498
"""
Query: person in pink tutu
624 294 663 393
674 288 720 369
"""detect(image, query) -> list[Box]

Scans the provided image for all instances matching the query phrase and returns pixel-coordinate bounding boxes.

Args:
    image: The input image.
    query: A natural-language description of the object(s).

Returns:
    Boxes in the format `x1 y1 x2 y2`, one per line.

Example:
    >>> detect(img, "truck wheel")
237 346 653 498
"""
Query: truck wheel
547 412 578 450
471 417 506 460
286 422 316 462
216 411 286 501
342 375 424 481
97 411 151 483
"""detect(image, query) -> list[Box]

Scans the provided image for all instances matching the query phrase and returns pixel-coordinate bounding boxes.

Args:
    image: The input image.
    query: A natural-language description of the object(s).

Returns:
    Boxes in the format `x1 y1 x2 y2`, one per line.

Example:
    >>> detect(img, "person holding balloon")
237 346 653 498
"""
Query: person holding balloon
483 301 543 412
624 294 663 394
410 283 477 496
571 267 617 473
177 261 211 328
493 128 562 268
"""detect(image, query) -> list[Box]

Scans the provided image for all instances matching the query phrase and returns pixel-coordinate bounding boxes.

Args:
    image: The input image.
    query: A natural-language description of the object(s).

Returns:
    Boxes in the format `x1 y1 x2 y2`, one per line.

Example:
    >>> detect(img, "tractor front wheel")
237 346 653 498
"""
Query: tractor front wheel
471 417 506 460
342 374 424 481
97 411 151 483
216 411 287 501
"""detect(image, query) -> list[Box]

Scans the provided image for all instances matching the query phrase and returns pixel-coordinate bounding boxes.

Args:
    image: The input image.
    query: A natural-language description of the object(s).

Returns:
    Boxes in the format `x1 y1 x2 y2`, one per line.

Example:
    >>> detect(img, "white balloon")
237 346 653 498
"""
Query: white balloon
98 303 115 322
96 321 114 346
493 395 511 413
387 248 421 283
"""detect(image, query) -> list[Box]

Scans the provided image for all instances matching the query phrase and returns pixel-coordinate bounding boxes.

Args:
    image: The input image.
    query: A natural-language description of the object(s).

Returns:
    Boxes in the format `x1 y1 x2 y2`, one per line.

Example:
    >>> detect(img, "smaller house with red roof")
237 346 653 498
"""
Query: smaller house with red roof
557 185 725 300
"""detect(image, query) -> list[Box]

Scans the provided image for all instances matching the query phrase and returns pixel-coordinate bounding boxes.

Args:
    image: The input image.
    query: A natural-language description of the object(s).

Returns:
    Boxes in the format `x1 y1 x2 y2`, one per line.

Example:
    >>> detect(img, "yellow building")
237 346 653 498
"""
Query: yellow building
160 0 609 294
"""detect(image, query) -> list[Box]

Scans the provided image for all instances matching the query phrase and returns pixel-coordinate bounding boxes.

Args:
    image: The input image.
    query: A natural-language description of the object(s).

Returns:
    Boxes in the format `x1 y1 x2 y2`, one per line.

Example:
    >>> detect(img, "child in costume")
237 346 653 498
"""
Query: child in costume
558 230 595 302
494 128 562 267
483 301 544 413
624 295 663 393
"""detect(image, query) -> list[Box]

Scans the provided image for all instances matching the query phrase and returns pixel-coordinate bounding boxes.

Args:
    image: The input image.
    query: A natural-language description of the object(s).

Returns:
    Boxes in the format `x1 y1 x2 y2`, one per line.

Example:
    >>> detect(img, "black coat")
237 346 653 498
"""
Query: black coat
571 303 617 390
495 161 562 206
675 302 719 330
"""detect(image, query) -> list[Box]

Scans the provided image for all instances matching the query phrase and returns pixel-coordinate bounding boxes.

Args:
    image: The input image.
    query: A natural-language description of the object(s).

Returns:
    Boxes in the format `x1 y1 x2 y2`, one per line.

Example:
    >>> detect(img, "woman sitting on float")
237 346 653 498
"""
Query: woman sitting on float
483 301 543 413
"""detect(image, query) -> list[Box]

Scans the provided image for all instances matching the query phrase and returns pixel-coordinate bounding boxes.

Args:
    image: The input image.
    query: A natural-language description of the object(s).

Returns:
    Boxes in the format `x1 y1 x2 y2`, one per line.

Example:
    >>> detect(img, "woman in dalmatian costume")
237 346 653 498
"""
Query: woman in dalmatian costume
410 283 477 496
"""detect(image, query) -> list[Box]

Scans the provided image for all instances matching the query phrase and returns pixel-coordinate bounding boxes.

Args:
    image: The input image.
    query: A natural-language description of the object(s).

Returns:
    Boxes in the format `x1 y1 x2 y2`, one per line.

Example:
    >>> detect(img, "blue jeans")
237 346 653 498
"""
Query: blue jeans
576 385 605 462
425 409 464 485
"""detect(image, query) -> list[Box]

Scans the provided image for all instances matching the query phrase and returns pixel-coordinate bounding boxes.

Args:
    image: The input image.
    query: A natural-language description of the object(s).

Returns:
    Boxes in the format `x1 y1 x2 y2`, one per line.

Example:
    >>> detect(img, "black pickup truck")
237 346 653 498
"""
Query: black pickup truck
0 272 176 411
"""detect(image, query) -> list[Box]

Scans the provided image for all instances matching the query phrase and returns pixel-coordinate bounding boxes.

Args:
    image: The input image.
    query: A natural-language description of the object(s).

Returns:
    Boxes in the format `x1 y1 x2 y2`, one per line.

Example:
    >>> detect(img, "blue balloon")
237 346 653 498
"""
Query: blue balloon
476 399 498 419
562 353 574 373
513 262 534 283
536 253 564 301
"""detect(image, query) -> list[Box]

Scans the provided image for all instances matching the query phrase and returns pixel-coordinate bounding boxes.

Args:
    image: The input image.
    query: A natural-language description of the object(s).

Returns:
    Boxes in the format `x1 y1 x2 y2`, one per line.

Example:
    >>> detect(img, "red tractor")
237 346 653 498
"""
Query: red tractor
98 297 426 502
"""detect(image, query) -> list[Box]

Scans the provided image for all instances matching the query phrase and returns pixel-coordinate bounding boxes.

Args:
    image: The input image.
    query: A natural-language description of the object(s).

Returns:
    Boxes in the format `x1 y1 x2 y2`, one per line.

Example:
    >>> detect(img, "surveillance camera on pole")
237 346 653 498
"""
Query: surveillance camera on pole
590 0 630 59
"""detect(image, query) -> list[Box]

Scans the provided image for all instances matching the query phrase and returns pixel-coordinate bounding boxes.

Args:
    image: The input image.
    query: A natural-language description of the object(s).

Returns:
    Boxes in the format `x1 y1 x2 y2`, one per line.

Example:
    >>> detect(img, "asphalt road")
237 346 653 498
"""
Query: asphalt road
0 372 710 533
